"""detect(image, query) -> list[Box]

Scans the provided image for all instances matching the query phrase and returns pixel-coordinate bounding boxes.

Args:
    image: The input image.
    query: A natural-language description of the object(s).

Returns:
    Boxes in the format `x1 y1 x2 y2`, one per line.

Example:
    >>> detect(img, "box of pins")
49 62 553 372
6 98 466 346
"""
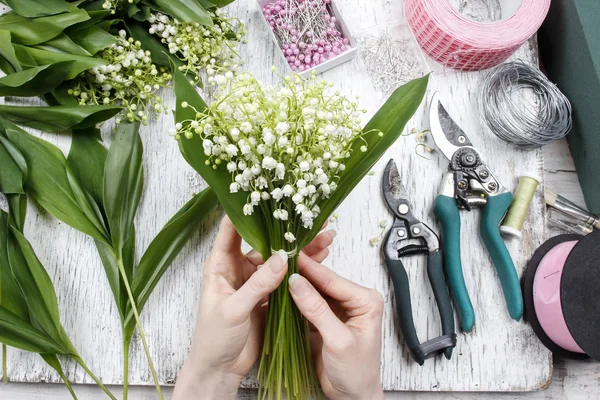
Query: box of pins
258 0 357 77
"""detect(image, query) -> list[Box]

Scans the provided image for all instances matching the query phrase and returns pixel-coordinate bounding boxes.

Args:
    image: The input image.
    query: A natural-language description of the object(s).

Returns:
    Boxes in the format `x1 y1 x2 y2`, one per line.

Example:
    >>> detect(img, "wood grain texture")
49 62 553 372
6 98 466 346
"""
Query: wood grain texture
0 0 562 395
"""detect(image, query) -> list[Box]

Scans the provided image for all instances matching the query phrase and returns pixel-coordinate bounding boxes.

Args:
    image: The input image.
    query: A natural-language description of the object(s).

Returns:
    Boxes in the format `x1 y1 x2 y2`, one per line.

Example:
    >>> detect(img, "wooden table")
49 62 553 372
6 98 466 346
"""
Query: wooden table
3 0 593 398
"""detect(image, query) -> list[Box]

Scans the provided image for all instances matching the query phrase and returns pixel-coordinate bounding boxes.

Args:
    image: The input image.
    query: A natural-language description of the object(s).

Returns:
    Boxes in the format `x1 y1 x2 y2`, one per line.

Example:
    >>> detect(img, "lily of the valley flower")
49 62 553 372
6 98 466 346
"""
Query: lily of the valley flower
148 10 246 82
176 71 379 242
70 32 171 125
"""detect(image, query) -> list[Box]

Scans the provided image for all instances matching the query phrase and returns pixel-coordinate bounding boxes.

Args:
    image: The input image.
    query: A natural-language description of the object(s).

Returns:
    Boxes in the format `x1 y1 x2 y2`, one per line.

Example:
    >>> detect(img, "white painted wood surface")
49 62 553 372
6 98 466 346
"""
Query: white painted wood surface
5 0 595 397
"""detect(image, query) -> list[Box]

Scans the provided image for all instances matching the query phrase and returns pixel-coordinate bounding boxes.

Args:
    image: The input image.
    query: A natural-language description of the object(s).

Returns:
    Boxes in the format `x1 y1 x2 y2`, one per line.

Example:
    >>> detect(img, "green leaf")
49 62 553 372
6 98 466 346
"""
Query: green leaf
0 30 22 74
16 45 107 79
299 75 430 248
94 240 124 321
199 0 234 8
2 0 70 18
148 0 213 25
124 188 218 332
0 104 122 132
35 33 91 57
0 136 26 194
70 25 117 56
103 121 144 254
0 61 72 97
0 307 67 354
0 211 28 321
6 227 67 347
67 131 107 207
0 119 110 242
173 64 270 256
5 193 27 232
0 9 90 45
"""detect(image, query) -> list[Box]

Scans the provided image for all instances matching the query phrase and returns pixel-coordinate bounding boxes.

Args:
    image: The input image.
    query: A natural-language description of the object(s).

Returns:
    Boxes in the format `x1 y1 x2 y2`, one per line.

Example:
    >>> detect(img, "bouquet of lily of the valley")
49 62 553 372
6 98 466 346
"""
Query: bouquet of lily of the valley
173 66 429 399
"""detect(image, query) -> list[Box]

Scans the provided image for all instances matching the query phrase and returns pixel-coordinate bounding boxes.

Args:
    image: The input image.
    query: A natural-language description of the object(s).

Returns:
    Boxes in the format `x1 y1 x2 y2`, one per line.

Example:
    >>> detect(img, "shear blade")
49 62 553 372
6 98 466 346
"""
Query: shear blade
383 160 407 201
429 92 473 160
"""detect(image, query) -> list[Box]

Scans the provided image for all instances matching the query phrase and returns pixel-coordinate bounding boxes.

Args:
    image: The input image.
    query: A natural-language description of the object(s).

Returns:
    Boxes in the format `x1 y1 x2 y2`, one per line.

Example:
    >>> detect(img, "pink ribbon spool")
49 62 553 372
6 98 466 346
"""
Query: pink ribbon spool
533 241 584 354
405 0 551 71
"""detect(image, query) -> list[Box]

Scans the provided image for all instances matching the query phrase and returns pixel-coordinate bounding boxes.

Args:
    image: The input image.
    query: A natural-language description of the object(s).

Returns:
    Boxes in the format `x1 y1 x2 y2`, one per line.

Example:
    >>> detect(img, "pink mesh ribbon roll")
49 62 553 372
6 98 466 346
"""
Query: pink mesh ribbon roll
406 0 550 71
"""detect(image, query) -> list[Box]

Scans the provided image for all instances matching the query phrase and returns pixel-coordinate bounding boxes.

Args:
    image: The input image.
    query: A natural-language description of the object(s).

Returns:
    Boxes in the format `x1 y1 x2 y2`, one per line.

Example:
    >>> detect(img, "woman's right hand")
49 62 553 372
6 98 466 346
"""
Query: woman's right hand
289 253 385 400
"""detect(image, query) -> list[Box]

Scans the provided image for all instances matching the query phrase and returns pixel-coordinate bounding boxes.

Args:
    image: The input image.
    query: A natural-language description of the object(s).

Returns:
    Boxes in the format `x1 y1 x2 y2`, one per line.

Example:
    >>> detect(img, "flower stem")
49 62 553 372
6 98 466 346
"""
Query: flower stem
2 344 7 384
73 356 117 400
115 256 164 400
56 368 78 400
123 337 130 400
258 252 319 400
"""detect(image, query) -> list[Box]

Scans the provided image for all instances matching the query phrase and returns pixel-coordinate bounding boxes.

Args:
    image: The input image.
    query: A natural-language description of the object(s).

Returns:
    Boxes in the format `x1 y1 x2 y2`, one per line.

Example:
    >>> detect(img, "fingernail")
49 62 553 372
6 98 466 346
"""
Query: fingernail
276 249 288 261
268 250 287 274
289 274 309 297
328 230 337 238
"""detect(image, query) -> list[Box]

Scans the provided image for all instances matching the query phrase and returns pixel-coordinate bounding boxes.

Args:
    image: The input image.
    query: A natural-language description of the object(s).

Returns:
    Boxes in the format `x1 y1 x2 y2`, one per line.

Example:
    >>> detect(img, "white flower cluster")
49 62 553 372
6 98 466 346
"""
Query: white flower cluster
148 10 245 82
70 31 172 125
176 71 380 243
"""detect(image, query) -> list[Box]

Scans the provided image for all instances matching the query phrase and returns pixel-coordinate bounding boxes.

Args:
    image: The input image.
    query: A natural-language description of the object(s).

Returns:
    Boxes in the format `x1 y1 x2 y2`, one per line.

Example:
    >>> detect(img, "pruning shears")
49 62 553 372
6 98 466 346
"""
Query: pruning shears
429 92 523 333
382 159 456 365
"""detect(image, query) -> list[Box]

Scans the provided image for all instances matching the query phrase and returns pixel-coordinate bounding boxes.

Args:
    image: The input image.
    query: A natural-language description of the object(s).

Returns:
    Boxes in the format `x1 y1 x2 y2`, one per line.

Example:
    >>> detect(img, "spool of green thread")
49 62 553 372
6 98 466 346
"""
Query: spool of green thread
501 173 541 239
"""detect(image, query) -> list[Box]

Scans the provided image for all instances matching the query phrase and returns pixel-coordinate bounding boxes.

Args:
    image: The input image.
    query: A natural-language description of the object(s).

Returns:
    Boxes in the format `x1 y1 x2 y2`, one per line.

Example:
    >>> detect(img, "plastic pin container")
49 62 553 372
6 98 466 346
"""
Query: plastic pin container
257 0 357 78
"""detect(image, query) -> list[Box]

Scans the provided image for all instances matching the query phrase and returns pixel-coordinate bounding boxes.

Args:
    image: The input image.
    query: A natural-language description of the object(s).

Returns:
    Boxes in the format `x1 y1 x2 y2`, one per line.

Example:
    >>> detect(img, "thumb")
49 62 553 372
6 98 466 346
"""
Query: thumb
229 250 289 317
288 274 349 344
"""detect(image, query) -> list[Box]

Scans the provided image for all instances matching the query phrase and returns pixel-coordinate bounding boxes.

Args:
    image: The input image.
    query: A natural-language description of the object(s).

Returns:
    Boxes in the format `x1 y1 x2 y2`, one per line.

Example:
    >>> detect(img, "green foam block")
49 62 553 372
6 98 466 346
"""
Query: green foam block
539 0 600 213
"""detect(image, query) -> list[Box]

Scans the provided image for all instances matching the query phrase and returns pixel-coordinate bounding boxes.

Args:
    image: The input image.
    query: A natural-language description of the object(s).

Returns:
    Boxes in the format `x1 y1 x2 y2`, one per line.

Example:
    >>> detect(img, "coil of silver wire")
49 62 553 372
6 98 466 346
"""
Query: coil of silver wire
477 61 572 148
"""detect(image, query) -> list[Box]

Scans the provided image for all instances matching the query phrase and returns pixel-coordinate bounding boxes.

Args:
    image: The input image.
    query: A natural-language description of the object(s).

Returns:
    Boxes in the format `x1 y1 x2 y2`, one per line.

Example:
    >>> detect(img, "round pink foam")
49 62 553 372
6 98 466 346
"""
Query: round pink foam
533 241 584 353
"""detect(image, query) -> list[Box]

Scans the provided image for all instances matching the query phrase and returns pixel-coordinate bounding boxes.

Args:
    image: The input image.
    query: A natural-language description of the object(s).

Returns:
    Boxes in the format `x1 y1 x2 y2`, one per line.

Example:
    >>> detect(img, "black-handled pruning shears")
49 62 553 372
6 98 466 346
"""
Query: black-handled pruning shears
382 159 456 365
429 92 523 333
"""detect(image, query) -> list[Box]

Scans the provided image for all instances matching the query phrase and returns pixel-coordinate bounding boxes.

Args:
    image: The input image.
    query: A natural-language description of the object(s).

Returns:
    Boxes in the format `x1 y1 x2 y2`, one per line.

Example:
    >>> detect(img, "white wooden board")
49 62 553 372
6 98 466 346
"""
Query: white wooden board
1 0 552 393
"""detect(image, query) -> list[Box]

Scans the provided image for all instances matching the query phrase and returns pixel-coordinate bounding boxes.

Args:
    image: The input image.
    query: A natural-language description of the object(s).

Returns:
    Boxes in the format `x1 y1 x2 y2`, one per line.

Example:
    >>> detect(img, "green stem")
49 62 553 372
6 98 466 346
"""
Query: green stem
123 336 130 400
56 368 78 400
73 356 117 400
115 256 164 400
2 344 7 384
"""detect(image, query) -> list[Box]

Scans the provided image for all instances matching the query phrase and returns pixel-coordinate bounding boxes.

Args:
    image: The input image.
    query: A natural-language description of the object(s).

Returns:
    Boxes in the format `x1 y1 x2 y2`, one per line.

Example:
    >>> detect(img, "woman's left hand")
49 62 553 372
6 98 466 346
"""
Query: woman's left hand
173 217 335 400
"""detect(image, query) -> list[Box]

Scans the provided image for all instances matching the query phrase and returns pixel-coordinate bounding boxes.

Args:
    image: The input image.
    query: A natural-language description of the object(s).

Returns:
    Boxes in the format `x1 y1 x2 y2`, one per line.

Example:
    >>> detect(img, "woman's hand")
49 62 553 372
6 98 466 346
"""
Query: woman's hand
289 253 385 400
173 217 335 400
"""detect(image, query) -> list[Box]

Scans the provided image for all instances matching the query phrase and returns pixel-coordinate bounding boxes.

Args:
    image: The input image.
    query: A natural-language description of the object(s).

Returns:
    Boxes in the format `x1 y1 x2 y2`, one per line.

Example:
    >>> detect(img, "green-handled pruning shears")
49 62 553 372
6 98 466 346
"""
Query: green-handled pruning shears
429 92 523 333
382 160 456 365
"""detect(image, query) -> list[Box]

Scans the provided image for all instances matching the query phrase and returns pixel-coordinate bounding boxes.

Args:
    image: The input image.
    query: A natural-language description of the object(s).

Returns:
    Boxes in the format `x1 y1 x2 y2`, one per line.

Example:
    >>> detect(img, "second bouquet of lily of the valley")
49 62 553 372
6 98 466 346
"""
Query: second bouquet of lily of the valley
172 65 428 399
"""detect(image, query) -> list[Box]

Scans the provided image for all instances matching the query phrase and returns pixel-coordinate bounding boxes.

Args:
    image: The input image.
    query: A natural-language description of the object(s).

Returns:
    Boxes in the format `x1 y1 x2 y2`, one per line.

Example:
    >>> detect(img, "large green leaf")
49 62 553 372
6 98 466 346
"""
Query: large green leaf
67 131 107 207
299 75 430 248
124 188 218 333
173 65 270 256
0 307 68 354
70 25 117 56
103 121 144 254
147 0 213 25
0 61 72 97
0 30 21 74
0 136 26 194
17 45 107 79
6 227 72 349
0 8 90 45
36 33 91 57
199 0 235 8
1 0 70 18
5 193 26 232
0 212 28 321
0 104 122 132
0 120 110 243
